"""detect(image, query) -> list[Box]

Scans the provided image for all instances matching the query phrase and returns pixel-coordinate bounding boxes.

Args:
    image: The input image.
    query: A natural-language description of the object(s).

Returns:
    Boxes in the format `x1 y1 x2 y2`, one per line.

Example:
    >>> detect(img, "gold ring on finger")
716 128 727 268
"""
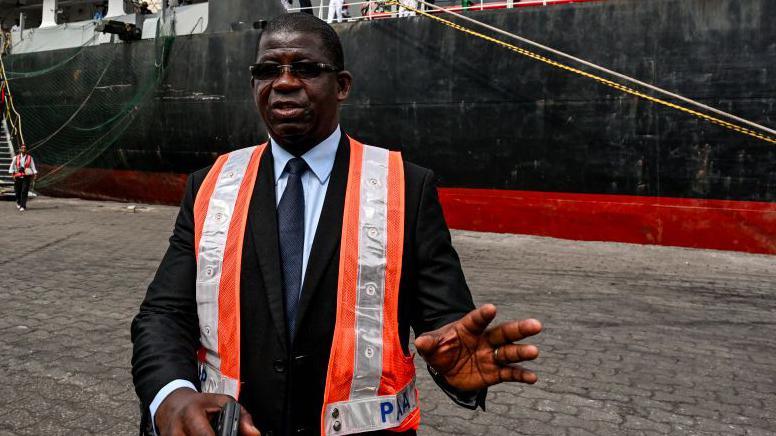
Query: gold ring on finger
493 346 500 362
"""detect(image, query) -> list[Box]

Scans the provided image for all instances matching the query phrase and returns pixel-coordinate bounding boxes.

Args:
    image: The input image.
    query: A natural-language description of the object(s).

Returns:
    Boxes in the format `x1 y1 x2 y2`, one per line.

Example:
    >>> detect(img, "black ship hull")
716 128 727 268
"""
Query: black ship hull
5 0 775 253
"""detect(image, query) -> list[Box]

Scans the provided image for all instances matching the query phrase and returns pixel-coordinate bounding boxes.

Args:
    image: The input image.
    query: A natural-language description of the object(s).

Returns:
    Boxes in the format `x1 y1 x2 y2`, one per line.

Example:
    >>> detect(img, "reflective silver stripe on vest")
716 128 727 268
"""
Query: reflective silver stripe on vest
325 378 417 435
350 144 389 399
201 362 240 396
196 146 255 385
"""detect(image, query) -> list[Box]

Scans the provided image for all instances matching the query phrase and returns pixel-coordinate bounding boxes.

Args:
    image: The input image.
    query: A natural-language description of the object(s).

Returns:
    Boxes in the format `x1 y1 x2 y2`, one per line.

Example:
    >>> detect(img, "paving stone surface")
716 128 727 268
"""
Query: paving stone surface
0 196 774 435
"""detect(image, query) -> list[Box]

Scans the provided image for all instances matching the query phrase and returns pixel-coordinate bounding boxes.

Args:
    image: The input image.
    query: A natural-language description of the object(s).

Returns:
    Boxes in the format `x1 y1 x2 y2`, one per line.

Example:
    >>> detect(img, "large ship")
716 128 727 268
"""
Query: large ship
1 0 774 253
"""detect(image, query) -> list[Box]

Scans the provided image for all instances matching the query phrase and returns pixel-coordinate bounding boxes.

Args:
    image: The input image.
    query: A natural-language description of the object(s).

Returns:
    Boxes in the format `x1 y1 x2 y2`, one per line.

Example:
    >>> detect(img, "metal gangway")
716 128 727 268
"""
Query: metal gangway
0 119 15 199
0 33 28 200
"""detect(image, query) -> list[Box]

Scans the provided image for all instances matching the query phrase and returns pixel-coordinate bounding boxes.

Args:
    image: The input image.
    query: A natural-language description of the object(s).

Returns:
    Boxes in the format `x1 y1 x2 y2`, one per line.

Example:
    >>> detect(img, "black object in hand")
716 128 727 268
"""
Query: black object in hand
212 400 241 436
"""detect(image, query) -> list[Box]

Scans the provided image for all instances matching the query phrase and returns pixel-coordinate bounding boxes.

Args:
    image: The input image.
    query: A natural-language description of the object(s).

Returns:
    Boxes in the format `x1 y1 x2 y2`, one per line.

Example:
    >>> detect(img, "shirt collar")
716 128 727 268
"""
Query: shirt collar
270 126 341 185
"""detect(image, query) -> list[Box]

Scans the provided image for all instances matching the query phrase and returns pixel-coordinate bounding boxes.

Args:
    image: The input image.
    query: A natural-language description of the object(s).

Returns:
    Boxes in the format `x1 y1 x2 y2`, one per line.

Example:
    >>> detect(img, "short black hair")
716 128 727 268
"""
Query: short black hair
256 13 345 70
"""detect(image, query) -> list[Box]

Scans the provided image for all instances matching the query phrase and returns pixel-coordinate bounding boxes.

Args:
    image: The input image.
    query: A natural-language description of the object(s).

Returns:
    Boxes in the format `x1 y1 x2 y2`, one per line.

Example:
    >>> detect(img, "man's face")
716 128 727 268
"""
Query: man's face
252 31 352 151
20 146 26 154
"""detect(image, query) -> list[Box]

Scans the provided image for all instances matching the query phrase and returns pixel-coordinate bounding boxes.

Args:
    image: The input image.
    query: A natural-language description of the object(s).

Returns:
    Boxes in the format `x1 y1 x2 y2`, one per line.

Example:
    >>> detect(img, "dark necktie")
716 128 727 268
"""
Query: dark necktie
277 157 307 343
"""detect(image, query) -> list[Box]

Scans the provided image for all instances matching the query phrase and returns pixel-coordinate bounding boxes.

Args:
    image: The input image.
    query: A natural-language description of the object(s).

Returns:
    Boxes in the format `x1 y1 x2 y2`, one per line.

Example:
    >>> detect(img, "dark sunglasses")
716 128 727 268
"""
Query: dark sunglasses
249 62 342 81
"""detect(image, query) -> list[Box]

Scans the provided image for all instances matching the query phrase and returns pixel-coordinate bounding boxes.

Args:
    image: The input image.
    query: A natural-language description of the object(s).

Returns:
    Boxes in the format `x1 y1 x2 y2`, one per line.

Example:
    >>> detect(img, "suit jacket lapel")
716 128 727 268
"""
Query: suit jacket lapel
294 134 351 335
248 149 288 351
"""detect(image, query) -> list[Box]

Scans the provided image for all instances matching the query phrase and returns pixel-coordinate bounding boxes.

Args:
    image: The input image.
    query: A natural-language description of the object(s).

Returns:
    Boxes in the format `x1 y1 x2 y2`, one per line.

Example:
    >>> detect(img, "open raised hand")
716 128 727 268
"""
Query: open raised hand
414 304 542 392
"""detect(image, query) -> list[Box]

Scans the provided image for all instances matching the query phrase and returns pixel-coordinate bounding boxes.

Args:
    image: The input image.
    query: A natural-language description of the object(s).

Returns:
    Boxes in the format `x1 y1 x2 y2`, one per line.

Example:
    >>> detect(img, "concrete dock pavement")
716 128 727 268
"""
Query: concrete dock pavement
0 196 774 435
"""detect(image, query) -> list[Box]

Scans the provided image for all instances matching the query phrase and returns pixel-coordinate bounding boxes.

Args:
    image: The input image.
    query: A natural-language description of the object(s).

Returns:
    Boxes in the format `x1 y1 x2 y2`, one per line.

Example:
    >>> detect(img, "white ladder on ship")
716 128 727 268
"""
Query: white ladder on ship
0 119 16 199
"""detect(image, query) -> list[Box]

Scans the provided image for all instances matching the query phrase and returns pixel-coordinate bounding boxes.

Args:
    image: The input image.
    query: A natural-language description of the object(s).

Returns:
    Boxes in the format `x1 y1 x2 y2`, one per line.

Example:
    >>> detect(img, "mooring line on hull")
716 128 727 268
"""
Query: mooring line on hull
27 51 117 152
3 34 101 80
39 103 141 183
0 54 26 145
386 0 776 145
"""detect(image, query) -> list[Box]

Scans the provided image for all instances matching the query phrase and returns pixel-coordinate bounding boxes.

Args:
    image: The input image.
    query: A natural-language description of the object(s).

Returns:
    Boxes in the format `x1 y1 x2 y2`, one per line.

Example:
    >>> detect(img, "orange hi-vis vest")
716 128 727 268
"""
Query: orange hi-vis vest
14 154 31 178
192 136 420 435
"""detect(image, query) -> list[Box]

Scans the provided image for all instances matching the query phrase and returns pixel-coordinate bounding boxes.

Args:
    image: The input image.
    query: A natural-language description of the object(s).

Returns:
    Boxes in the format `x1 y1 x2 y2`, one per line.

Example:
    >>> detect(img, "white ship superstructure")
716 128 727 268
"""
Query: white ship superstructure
1 0 208 53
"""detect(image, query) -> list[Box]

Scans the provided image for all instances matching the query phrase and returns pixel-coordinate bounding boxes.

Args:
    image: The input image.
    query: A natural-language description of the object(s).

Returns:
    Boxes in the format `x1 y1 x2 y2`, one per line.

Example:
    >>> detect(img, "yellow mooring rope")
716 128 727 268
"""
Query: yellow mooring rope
0 46 26 145
385 0 776 145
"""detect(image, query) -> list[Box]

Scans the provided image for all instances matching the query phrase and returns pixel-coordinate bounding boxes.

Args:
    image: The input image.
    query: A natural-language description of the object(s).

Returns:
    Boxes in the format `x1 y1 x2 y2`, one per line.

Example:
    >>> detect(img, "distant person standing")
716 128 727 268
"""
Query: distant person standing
361 1 379 19
93 6 105 20
326 0 344 23
398 0 417 17
8 144 37 212
139 2 152 14
284 0 313 14
299 0 313 14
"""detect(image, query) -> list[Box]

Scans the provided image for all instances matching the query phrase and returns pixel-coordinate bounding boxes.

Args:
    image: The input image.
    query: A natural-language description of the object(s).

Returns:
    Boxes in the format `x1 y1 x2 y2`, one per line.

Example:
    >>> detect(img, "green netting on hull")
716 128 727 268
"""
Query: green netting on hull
3 18 176 190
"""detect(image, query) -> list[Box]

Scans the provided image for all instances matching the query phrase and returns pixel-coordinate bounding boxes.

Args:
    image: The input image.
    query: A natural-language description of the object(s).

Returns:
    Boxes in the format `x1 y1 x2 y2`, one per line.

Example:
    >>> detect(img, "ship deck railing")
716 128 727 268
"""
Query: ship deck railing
7 2 208 55
288 0 605 22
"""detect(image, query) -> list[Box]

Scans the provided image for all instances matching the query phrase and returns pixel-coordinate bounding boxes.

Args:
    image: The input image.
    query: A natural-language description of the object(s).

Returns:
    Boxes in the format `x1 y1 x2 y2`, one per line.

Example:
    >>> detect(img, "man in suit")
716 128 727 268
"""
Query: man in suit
131 13 542 436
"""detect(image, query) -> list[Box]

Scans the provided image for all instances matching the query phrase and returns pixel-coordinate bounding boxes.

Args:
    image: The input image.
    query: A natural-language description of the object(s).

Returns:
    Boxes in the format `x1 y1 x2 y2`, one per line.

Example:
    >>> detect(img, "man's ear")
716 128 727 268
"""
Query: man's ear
336 70 353 102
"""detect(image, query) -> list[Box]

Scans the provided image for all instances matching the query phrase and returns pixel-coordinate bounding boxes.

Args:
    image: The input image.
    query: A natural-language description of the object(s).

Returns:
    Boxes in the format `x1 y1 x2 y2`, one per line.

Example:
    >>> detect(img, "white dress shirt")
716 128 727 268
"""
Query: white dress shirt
149 127 341 430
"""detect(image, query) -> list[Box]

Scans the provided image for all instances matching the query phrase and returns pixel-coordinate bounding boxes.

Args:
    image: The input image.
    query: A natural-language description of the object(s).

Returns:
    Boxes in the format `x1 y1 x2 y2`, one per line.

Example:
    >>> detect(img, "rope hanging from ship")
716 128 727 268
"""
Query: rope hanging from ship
0 32 104 148
0 14 178 187
386 0 776 145
25 51 117 150
3 34 101 80
37 17 177 185
0 46 26 145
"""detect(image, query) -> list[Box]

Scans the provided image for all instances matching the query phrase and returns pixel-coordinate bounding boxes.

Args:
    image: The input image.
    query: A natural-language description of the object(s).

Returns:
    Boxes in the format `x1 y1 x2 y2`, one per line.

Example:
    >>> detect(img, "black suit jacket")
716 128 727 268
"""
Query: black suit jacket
131 134 481 435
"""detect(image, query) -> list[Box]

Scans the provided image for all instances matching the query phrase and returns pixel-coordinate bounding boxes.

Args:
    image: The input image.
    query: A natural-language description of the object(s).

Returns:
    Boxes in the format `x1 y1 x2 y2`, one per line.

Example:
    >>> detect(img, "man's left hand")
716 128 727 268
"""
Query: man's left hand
414 304 542 392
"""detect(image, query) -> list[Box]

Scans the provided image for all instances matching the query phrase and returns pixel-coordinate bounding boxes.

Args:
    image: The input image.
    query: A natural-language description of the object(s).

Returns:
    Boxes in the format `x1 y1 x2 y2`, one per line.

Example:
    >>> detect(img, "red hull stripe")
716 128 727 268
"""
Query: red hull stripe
438 188 776 255
37 167 776 255
39 165 189 205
